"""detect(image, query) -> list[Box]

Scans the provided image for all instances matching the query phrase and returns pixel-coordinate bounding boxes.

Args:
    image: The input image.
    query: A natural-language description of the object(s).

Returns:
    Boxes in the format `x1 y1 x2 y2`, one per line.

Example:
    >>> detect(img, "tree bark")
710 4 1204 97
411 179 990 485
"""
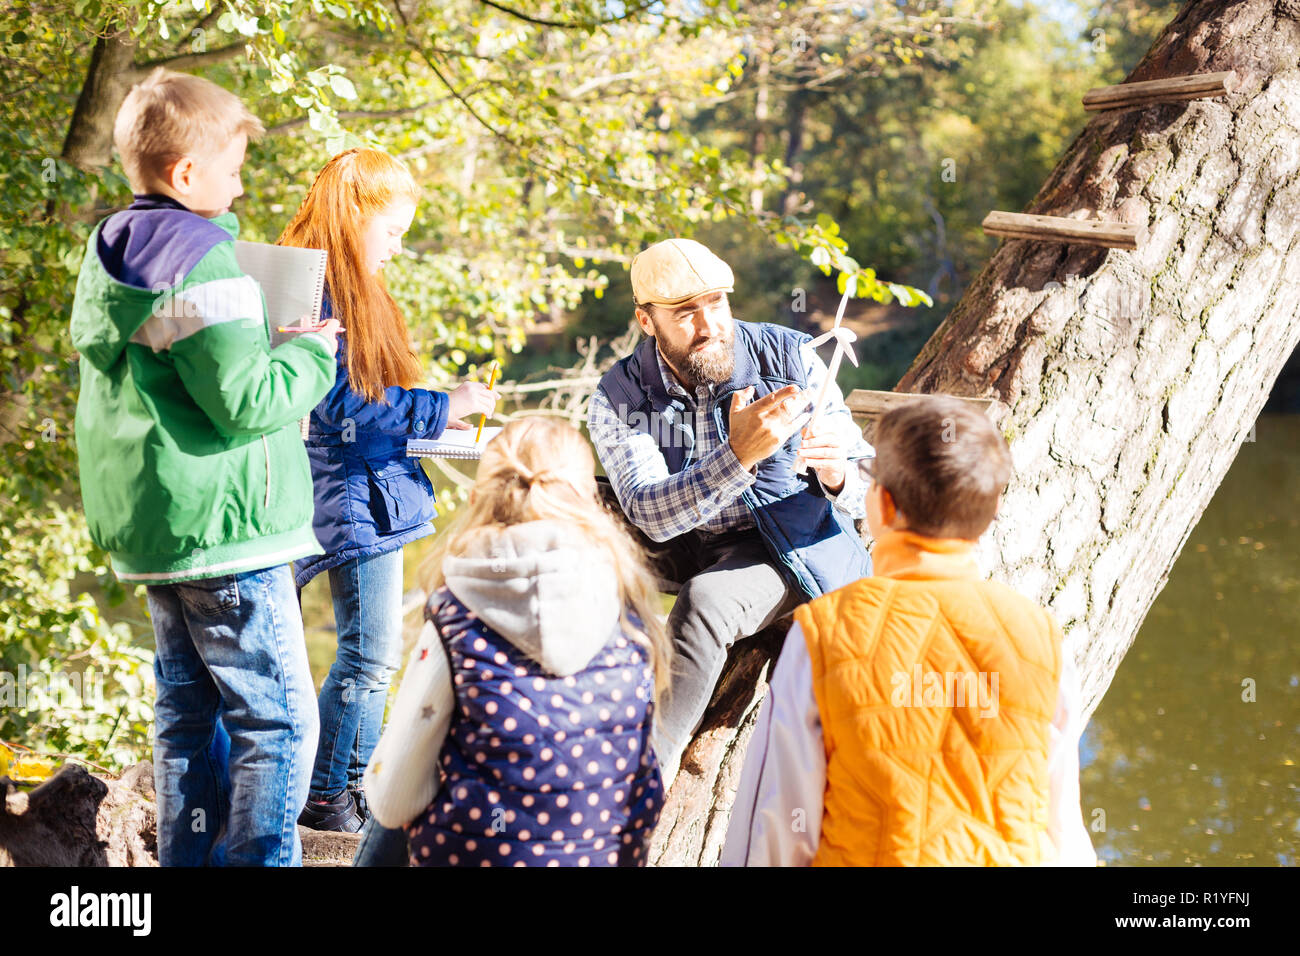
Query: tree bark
749 43 772 213
61 32 140 171
648 625 784 866
897 0 1300 720
656 0 1300 865
0 762 361 866
0 763 157 866
780 87 810 218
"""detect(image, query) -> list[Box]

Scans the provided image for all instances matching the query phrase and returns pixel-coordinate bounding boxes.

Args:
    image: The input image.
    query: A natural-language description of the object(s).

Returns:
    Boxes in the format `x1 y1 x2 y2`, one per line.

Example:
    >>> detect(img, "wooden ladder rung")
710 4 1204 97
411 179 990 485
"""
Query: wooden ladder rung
981 211 1144 250
846 389 996 422
1082 70 1237 112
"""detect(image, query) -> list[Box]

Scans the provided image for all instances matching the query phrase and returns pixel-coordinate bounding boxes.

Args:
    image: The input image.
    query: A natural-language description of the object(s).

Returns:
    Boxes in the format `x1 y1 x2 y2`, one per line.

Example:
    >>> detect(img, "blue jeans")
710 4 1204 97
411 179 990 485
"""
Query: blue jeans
308 548 405 800
147 564 318 867
353 816 411 867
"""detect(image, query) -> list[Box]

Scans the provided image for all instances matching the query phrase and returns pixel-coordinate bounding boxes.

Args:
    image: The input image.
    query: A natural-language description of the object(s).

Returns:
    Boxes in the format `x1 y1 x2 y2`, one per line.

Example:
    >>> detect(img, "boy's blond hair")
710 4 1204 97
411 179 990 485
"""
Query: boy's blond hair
113 68 265 190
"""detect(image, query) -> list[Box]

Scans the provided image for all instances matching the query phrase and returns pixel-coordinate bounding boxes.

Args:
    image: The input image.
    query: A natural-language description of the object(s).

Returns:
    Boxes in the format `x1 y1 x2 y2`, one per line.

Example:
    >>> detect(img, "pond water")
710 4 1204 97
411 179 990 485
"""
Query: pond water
1079 412 1300 866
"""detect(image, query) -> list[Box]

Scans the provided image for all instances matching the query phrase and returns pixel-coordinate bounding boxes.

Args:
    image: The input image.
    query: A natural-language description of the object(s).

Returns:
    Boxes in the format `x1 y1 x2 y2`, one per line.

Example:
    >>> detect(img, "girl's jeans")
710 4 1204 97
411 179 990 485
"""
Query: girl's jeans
353 815 411 866
307 548 404 801
147 564 318 867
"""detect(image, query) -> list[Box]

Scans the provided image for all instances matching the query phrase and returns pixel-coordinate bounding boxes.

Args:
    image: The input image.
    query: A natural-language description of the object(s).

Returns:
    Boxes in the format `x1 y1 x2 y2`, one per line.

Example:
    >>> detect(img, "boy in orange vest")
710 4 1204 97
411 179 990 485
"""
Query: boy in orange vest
721 397 1096 866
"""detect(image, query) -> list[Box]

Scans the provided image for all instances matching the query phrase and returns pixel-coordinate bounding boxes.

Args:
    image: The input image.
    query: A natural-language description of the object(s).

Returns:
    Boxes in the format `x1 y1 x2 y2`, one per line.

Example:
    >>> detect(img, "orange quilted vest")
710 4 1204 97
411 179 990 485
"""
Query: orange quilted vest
795 529 1063 866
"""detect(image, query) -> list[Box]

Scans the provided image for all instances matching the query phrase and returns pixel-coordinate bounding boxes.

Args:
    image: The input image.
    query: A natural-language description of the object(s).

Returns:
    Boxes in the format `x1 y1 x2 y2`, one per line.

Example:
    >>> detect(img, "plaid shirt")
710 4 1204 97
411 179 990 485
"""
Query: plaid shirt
587 339 873 543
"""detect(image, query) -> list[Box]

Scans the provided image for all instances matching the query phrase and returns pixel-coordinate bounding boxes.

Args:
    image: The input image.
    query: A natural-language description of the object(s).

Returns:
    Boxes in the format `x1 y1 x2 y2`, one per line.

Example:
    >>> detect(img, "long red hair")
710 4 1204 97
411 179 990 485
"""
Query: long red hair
277 148 423 402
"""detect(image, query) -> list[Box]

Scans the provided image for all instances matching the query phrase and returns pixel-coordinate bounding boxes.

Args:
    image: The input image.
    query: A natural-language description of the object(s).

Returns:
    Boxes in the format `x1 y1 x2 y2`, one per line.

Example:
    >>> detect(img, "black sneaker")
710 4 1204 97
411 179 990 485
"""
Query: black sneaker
298 789 365 833
349 786 372 824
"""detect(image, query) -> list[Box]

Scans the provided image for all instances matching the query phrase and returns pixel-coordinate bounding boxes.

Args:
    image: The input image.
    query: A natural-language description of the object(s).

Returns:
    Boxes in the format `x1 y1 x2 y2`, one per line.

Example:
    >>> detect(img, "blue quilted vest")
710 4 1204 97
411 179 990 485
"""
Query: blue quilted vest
596 320 871 599
405 589 663 867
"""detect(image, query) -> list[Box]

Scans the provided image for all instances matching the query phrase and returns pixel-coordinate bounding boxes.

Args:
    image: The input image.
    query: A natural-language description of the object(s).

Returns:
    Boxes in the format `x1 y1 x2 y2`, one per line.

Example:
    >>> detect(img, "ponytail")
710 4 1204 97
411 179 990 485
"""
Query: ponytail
421 418 673 699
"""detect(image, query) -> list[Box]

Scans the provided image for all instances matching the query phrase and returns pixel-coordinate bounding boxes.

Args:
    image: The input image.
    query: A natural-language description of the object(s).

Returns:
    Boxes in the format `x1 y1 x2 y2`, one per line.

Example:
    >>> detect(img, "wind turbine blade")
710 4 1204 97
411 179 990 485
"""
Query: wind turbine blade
831 286 852 329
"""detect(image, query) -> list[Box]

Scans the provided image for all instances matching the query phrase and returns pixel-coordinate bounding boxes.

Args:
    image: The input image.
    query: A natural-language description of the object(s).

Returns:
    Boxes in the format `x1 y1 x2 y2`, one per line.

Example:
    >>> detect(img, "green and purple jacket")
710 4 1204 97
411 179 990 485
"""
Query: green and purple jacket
70 194 335 583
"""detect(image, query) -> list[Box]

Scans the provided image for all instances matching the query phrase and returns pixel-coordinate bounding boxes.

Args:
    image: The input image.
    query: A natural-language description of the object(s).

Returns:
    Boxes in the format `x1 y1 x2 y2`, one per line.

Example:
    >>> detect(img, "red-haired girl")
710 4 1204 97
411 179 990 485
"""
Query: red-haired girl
277 147 497 835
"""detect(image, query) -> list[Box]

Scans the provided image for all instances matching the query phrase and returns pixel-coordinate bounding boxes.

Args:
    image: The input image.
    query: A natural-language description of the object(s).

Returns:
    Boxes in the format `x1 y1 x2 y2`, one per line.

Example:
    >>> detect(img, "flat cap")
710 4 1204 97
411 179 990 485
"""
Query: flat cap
630 238 735 307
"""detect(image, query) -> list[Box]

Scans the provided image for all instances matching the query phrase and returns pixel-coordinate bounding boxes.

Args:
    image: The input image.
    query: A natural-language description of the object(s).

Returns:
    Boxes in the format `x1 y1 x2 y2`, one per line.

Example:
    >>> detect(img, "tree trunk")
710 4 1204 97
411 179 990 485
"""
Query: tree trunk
0 762 361 866
749 45 772 213
0 30 141 443
648 625 785 866
61 32 140 171
0 763 157 866
656 0 1300 865
897 0 1300 719
780 87 809 218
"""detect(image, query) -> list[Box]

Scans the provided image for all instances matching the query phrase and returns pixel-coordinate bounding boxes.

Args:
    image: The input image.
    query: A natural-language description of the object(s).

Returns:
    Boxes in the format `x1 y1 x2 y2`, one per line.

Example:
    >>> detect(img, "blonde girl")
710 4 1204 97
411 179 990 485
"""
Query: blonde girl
365 417 672 867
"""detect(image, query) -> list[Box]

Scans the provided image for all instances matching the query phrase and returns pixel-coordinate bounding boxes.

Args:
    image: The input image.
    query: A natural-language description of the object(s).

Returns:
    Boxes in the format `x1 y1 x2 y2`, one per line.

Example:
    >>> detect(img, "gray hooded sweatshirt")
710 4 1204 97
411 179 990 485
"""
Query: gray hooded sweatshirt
442 519 624 675
362 519 647 828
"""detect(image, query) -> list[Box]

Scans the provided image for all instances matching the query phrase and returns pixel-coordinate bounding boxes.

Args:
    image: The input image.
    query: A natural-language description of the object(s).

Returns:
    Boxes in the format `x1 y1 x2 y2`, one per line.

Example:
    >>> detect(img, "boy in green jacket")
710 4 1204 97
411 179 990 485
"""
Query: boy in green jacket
69 68 341 866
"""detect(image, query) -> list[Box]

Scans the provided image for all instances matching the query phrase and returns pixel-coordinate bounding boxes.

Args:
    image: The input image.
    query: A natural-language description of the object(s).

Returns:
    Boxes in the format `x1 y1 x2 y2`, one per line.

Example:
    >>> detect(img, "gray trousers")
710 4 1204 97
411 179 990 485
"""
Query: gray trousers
648 527 803 764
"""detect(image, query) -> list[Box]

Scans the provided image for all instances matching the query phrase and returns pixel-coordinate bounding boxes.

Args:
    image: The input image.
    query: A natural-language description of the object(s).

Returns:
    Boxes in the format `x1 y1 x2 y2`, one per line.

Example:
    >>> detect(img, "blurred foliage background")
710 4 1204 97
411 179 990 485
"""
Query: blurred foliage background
1 0 1184 771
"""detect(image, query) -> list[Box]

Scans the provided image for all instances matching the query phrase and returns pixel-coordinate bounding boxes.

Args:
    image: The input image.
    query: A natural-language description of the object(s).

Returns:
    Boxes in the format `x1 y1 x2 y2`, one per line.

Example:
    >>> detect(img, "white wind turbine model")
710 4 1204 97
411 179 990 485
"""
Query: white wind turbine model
795 275 859 474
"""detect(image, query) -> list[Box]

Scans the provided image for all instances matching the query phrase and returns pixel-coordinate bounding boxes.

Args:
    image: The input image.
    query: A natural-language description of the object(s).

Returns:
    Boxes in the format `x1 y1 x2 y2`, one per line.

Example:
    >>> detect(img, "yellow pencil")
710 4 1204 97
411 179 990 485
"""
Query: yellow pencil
476 360 499 444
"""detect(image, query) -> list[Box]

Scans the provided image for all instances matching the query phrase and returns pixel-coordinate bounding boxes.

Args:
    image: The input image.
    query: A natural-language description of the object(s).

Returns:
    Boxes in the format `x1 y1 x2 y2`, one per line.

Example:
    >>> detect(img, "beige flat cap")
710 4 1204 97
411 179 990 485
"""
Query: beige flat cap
630 238 735 307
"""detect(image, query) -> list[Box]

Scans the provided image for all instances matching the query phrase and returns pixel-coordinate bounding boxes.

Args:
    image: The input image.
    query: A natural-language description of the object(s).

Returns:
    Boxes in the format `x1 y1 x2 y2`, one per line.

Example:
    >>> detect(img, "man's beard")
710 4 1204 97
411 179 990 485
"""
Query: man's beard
658 324 735 389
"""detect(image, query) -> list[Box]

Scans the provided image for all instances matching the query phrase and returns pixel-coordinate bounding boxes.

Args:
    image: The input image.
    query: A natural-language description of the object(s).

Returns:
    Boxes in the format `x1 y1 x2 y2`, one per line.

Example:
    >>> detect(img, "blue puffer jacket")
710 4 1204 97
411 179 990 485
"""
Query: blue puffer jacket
292 291 450 589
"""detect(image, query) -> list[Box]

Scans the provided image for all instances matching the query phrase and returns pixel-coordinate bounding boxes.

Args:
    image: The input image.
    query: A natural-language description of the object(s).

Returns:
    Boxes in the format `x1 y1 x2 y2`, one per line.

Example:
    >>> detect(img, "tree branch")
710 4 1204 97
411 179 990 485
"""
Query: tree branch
265 100 445 135
563 67 662 100
389 2 531 156
133 41 249 74
475 0 656 29
175 5 225 53
319 26 500 61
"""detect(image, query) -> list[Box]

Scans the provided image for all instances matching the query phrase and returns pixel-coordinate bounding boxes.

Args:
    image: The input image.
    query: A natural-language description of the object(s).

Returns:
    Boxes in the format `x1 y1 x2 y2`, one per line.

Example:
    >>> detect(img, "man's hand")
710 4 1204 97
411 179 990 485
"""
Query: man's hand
727 384 808 470
794 419 849 494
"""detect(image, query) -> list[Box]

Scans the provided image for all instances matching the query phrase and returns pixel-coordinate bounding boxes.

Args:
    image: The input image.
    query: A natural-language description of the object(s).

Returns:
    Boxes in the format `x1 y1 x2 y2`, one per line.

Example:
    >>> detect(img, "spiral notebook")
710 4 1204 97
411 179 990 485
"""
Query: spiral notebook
407 427 503 460
234 241 329 439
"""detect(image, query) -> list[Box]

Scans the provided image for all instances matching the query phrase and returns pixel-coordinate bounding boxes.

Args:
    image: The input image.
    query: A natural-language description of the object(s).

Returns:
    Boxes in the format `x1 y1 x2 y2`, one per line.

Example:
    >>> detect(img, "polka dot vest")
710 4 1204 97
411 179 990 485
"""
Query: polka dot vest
406 587 663 867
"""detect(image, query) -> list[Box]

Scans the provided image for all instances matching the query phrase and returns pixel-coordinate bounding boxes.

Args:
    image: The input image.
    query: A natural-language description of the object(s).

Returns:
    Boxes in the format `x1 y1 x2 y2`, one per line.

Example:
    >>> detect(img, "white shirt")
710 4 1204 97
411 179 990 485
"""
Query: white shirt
720 622 1098 867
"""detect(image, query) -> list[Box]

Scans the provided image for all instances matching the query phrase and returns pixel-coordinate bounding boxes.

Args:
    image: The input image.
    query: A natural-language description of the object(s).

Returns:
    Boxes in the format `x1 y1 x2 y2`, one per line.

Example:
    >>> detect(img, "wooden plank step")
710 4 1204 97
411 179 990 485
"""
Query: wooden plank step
981 211 1144 250
846 389 997 442
1083 70 1236 112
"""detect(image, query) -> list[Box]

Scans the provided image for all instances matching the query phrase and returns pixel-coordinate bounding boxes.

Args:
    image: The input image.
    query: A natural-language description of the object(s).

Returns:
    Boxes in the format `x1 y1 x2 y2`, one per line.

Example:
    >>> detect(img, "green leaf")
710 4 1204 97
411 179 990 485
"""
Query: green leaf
328 74 357 100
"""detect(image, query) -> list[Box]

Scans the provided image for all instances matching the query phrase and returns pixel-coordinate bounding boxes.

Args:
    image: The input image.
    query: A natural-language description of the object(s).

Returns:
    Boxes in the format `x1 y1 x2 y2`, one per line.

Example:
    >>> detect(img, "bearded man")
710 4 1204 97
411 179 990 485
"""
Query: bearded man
587 238 874 778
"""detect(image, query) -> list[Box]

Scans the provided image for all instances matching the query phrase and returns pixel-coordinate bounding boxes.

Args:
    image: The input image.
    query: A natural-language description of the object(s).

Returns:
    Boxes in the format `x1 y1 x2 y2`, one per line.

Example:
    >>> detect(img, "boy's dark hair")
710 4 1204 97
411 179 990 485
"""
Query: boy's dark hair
872 396 1012 540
